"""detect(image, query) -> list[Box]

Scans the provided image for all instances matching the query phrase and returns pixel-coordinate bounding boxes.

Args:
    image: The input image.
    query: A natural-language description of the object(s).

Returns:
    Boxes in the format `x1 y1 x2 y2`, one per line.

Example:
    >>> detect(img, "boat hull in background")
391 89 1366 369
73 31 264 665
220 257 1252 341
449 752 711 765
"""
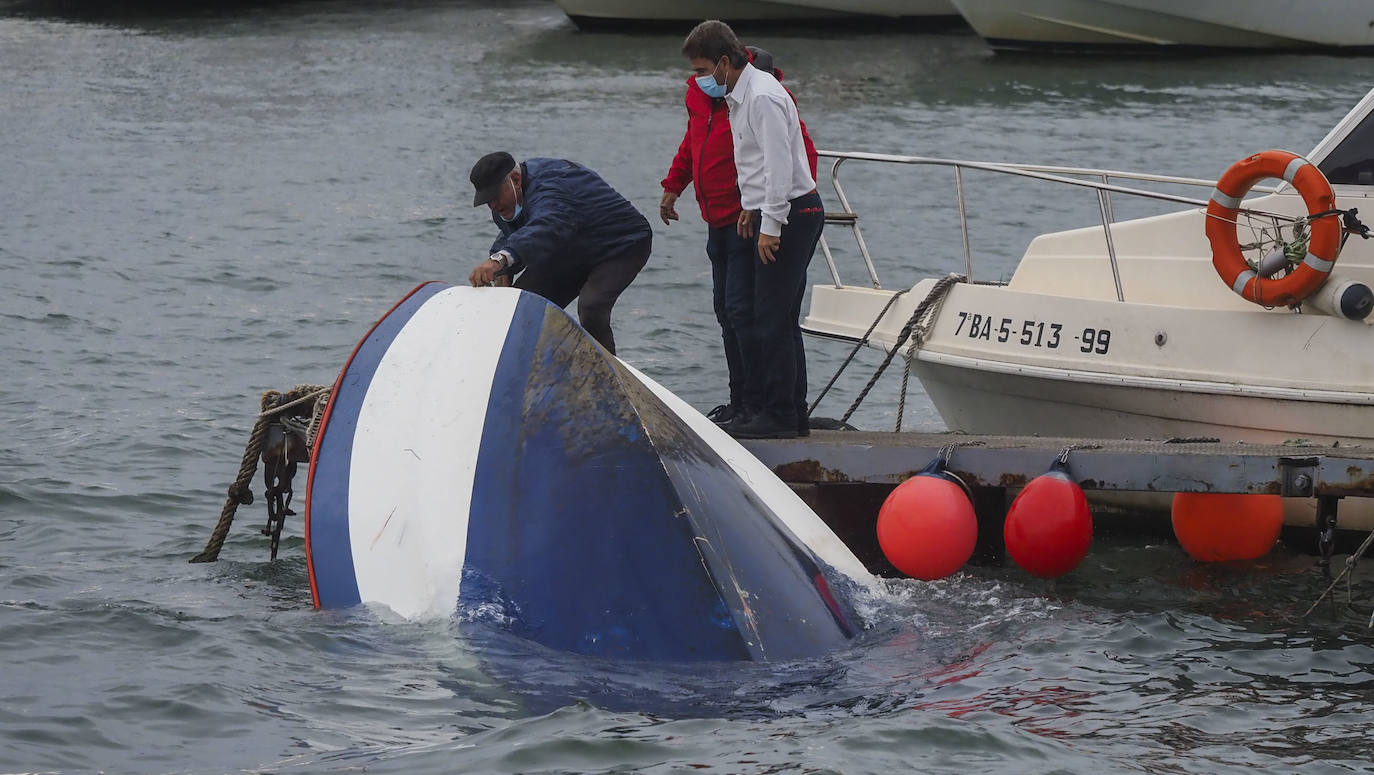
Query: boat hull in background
554 0 861 29
950 0 1374 51
774 0 960 21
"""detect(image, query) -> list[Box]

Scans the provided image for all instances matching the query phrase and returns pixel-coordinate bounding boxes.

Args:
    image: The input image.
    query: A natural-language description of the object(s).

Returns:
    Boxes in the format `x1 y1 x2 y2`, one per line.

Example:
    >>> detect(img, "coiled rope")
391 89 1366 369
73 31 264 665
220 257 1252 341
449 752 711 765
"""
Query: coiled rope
190 384 329 563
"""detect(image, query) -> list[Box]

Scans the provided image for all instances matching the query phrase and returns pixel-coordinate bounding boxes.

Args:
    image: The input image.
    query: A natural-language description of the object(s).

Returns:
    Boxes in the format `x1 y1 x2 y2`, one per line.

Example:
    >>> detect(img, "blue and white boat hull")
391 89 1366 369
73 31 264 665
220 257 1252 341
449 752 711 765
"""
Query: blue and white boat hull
306 282 875 662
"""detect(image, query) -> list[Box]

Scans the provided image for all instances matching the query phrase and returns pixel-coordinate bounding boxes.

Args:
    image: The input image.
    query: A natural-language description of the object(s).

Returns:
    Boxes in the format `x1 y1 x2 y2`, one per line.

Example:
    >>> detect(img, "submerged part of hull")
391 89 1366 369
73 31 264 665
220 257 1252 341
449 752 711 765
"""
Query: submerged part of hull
306 283 871 662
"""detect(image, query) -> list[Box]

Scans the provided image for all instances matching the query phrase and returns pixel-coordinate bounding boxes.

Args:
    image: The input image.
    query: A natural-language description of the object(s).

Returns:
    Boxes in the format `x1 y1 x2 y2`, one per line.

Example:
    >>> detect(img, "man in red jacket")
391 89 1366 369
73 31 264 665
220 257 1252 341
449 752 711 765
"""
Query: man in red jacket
659 46 819 430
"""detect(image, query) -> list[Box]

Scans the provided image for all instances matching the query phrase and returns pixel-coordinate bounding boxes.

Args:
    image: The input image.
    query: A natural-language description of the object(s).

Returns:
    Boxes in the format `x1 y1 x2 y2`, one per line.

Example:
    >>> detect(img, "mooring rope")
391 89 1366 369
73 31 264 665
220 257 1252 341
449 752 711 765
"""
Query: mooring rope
258 386 329 419
896 349 915 432
1302 526 1374 622
840 273 965 428
808 287 910 418
190 384 328 563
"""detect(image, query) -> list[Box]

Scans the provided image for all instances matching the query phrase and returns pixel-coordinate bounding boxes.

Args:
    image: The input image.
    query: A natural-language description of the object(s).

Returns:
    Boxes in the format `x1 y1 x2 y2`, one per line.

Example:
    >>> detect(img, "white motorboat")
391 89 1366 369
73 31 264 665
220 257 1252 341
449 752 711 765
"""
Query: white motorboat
802 87 1374 524
553 0 863 29
768 0 960 21
949 0 1374 52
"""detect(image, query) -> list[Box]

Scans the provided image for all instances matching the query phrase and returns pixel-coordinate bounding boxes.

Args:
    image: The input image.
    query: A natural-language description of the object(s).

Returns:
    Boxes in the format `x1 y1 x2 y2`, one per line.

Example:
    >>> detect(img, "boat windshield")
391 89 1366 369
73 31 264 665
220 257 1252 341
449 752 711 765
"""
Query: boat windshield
1318 109 1374 186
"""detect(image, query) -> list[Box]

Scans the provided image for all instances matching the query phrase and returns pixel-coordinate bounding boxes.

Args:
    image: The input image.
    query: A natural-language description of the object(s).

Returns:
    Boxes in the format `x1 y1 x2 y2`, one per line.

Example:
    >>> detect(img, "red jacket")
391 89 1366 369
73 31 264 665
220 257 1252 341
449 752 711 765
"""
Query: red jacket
660 73 820 229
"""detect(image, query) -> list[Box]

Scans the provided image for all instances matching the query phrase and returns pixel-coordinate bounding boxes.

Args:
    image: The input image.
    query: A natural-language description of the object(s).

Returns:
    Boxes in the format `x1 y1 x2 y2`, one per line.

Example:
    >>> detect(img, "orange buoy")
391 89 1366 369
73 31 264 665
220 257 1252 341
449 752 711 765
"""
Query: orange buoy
1170 493 1284 562
876 459 977 581
1205 150 1341 308
1004 461 1093 578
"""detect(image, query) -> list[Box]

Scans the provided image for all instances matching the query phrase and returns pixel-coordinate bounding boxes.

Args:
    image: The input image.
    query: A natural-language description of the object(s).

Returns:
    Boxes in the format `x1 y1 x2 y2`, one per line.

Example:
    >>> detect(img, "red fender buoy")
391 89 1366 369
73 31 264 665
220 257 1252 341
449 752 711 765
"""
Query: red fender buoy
1171 493 1283 562
1004 461 1093 578
877 459 977 581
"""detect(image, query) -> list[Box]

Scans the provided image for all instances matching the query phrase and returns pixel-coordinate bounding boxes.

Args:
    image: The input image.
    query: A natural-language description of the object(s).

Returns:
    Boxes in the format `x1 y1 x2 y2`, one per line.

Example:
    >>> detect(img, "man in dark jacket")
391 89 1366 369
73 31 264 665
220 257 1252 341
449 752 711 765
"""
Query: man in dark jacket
659 47 819 430
469 152 652 355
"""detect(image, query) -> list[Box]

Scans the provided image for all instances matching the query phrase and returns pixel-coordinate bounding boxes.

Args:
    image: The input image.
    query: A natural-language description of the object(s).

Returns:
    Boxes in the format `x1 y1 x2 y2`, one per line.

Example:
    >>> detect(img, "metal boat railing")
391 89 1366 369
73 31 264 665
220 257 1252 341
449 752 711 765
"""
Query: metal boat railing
816 150 1280 302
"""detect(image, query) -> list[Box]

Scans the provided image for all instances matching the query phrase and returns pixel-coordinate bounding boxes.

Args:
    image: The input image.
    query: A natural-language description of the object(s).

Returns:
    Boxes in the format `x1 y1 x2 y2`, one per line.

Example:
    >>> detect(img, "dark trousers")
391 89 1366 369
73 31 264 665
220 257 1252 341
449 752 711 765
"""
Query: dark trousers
747 192 824 426
515 235 652 355
707 223 759 413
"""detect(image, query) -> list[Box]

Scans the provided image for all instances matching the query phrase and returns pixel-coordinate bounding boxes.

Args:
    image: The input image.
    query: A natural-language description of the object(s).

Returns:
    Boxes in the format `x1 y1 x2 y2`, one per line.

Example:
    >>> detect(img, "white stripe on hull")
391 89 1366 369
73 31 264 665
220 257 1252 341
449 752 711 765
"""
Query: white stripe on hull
347 287 519 619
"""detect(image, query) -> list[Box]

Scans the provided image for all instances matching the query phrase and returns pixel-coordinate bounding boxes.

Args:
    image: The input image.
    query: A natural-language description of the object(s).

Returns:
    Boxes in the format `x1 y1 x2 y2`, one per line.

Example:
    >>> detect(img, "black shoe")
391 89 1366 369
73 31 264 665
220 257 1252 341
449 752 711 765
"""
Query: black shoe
721 413 749 435
797 414 810 437
706 404 737 425
727 415 798 440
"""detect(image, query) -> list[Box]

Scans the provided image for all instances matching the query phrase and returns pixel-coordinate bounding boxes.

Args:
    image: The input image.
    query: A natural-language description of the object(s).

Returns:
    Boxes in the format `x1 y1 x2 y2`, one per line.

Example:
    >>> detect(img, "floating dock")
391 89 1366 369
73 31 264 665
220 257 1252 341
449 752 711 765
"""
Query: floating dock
742 431 1374 576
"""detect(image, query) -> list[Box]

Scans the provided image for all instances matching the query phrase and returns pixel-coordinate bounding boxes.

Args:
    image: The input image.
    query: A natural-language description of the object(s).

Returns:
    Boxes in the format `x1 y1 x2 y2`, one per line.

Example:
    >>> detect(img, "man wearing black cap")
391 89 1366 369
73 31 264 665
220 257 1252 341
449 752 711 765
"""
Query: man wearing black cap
468 151 652 355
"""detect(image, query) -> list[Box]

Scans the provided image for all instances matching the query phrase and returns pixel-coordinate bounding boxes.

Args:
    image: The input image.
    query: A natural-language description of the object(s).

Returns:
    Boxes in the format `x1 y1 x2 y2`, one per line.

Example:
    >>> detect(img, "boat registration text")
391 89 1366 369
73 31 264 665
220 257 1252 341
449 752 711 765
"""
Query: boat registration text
951 311 1112 355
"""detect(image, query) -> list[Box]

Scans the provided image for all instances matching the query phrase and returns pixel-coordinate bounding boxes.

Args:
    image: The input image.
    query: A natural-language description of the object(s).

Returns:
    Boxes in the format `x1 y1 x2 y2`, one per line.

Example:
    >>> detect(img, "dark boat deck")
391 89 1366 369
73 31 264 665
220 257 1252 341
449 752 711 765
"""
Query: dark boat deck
741 431 1374 576
741 430 1374 498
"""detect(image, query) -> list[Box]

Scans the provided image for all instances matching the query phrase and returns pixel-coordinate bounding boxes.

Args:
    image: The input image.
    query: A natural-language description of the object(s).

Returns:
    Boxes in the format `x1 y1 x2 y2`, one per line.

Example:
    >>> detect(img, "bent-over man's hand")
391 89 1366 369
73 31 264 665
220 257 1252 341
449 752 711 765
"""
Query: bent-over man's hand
737 210 757 239
469 258 503 287
659 190 680 225
758 233 781 264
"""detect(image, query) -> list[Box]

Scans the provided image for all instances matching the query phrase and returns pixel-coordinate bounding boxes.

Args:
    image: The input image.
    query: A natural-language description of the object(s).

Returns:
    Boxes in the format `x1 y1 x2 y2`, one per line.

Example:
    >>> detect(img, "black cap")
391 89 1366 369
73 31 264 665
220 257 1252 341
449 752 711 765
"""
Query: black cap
746 46 774 75
470 151 516 207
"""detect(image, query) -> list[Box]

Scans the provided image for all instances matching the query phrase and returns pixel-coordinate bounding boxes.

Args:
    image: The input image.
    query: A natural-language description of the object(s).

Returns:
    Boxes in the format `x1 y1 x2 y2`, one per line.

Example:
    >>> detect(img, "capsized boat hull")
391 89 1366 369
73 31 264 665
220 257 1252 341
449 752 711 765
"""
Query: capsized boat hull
306 283 873 662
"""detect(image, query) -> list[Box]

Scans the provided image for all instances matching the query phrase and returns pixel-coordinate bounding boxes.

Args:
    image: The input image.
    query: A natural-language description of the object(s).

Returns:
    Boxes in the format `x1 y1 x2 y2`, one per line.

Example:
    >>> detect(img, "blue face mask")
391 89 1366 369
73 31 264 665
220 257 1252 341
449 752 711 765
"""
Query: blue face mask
497 178 523 223
695 61 726 99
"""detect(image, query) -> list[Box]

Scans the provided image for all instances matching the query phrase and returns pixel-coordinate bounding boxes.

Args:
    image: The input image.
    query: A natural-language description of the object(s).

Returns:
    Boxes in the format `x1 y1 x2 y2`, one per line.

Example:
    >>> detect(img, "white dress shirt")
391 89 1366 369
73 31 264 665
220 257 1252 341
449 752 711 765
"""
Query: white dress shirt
725 63 817 238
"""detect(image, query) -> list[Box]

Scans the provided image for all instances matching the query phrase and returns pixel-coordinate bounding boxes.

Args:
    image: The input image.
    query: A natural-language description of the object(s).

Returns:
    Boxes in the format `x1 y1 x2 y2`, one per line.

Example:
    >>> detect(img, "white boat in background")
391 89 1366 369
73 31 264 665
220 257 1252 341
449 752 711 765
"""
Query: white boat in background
950 0 1374 51
770 0 960 21
802 87 1374 525
553 0 863 29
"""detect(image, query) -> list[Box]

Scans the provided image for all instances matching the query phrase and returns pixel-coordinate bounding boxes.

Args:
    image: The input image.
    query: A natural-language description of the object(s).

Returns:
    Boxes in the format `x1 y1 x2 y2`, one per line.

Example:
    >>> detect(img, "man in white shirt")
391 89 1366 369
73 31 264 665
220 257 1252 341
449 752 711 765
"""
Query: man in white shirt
682 20 825 440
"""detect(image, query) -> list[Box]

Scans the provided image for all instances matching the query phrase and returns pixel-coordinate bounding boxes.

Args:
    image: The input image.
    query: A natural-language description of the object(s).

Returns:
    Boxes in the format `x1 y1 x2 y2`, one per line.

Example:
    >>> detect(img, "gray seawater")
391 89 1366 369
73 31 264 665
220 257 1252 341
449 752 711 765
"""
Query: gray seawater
4 1 1374 772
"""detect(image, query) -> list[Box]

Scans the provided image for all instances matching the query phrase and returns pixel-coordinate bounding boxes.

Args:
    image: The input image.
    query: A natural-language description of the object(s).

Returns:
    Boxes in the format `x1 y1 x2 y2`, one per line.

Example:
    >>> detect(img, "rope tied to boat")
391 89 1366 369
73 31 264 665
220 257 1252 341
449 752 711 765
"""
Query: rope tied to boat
1301 525 1374 625
835 273 965 430
190 384 329 563
808 286 910 418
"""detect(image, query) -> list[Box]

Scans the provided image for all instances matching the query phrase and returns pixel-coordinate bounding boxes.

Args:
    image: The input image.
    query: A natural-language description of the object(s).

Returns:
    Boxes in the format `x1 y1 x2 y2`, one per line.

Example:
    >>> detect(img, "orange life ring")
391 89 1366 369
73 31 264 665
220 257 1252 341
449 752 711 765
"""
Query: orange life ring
1205 150 1340 307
